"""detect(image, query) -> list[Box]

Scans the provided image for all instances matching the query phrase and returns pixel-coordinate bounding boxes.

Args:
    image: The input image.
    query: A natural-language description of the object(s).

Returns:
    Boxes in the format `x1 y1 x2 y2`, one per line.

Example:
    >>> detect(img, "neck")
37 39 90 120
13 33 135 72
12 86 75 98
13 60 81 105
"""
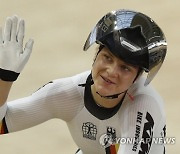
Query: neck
91 85 125 108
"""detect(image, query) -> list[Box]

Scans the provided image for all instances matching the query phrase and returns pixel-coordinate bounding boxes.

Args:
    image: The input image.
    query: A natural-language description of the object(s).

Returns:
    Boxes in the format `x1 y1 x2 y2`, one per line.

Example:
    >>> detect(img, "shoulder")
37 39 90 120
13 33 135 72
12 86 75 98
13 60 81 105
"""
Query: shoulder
127 76 165 111
32 70 90 98
119 76 166 129
71 70 91 85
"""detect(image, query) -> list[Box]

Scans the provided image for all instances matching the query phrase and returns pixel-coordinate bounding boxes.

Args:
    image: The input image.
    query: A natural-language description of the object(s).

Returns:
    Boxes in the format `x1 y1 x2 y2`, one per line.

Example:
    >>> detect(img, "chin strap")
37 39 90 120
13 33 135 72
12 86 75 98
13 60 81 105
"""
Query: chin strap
96 90 134 101
96 91 127 99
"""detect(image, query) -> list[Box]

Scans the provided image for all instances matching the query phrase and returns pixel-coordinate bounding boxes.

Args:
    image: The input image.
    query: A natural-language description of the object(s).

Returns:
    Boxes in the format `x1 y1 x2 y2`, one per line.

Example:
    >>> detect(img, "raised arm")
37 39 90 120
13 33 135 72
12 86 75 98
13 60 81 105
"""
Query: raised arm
0 15 33 119
0 81 12 107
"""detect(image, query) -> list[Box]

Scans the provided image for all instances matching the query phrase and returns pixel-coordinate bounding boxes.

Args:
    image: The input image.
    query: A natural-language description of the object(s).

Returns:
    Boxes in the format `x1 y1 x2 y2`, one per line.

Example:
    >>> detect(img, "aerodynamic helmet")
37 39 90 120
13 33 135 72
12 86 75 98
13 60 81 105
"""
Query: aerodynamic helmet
83 9 167 86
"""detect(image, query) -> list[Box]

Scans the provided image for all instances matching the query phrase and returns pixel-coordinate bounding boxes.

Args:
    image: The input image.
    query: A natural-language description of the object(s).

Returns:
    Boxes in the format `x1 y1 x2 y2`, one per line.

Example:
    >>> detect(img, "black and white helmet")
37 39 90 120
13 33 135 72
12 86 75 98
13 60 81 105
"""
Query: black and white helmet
83 9 167 86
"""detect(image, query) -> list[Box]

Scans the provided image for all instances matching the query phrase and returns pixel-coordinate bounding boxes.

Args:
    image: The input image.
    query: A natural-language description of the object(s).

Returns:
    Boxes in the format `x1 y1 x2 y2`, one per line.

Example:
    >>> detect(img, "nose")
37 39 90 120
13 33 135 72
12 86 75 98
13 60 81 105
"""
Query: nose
107 63 120 78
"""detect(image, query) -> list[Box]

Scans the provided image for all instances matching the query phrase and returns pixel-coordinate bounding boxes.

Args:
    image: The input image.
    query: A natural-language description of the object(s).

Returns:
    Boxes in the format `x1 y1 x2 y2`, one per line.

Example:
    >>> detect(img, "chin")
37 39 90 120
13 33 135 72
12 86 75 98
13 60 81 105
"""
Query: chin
95 86 114 96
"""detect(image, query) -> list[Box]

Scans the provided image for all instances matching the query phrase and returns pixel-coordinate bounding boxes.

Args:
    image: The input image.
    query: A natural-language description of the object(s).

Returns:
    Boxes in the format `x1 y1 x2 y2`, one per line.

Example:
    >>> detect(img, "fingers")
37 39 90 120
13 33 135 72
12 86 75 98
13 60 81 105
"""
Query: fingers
20 39 34 71
4 17 12 42
3 15 25 43
23 39 34 56
11 16 18 41
17 19 25 44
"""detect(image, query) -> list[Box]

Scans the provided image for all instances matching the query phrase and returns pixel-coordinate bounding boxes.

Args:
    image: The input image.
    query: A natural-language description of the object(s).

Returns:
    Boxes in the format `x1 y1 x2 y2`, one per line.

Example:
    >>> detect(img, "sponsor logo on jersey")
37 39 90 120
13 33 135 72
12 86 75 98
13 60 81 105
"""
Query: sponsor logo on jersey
132 111 143 152
139 112 154 153
82 122 97 140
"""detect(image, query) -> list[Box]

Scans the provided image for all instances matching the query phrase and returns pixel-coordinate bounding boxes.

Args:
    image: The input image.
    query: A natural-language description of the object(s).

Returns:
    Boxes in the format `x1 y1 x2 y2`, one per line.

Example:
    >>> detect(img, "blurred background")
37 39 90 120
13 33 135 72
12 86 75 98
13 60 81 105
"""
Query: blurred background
0 0 179 153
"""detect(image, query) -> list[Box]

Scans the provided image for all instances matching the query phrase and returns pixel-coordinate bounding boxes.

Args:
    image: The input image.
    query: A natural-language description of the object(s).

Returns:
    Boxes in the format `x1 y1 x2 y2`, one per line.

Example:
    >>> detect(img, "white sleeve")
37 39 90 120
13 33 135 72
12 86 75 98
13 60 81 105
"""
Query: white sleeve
5 81 55 132
118 94 166 154
0 102 7 121
5 77 83 133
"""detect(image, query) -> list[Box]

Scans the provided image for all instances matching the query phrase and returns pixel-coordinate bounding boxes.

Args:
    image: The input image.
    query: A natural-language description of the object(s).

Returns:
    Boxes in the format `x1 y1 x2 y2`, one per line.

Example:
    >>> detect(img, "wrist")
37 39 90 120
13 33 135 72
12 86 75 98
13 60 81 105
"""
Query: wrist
0 68 20 81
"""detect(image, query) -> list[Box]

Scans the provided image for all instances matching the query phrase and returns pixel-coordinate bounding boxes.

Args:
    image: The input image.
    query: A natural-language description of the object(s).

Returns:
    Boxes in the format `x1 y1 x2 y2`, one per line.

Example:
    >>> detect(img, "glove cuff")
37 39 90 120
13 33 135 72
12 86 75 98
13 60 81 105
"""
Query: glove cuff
0 68 20 81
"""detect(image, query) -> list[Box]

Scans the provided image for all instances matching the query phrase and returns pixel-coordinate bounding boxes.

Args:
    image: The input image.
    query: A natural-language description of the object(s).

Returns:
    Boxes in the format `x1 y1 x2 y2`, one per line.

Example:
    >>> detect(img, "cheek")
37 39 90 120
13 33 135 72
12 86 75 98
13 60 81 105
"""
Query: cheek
91 62 99 80
122 74 137 88
118 73 136 88
91 61 106 86
92 59 102 76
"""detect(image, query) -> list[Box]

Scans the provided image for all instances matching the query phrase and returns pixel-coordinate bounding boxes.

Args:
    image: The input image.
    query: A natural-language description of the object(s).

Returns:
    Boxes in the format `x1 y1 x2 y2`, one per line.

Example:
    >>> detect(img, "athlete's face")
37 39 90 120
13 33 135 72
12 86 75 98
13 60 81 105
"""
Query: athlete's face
91 47 139 97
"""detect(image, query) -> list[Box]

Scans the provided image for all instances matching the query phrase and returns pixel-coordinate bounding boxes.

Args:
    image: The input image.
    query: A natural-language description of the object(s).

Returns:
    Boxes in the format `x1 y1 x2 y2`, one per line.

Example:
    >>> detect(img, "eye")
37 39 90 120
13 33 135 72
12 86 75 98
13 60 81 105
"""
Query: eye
121 65 131 72
103 54 112 62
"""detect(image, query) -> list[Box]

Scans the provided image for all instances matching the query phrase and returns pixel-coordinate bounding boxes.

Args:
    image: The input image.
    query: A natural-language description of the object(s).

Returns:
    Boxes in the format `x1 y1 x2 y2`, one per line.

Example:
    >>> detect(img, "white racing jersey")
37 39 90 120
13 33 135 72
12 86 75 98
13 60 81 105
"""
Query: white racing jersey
1 71 166 154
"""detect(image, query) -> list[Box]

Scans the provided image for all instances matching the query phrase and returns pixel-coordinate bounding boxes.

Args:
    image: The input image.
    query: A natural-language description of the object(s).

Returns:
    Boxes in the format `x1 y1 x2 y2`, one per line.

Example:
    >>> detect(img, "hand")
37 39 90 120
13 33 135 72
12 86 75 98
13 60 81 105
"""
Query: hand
0 15 34 81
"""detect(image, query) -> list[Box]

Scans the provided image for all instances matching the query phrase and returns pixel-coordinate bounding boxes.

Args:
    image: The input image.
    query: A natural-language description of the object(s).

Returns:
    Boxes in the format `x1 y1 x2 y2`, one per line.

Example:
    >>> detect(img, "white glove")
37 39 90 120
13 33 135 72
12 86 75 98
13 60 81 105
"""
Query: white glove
0 15 34 81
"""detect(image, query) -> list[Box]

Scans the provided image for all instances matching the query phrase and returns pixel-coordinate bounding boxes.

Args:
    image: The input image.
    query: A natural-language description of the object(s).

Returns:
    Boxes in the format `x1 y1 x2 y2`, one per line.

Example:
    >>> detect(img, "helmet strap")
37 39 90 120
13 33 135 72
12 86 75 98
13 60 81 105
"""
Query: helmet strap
96 90 127 99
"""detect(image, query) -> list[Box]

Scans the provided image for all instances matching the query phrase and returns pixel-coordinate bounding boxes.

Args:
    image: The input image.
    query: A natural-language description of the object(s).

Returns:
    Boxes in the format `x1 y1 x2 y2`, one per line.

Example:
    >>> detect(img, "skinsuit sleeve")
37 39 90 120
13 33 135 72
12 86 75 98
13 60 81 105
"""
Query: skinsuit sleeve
0 75 84 133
